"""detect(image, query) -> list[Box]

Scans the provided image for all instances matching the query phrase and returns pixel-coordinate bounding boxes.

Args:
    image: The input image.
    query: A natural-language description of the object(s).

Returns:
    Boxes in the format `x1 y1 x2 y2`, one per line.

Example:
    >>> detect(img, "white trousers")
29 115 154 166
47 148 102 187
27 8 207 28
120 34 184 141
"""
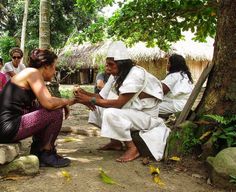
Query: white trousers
88 106 170 161
159 101 177 114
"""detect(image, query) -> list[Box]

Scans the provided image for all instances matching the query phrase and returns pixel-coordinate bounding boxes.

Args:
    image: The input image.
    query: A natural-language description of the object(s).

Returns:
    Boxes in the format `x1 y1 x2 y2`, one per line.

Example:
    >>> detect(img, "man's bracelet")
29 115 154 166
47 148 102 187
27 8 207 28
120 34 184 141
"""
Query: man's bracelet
90 97 96 105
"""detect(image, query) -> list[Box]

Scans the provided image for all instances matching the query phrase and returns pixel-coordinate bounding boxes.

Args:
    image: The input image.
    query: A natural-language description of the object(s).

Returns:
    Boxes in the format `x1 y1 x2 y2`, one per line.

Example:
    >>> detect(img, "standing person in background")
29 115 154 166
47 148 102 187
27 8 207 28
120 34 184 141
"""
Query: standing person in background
94 71 110 93
0 57 7 91
0 49 80 168
159 54 194 115
2 47 26 80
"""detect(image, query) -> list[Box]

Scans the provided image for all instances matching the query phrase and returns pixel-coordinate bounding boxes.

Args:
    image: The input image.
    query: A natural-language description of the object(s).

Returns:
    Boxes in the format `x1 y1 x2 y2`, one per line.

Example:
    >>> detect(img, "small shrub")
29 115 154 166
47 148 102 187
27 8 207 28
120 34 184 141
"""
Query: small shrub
201 114 236 151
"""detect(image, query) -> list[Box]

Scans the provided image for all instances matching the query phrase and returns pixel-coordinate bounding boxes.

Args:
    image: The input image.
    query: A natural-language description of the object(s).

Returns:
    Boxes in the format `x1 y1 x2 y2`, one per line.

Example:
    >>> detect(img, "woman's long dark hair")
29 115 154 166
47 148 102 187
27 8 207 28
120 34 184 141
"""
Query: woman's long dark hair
114 59 134 94
168 54 193 83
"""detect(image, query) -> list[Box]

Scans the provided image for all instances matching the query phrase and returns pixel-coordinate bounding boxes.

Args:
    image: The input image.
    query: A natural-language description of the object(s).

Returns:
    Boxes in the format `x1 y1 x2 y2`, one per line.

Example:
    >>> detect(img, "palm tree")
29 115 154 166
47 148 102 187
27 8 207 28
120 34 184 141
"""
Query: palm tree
20 0 29 62
39 0 50 49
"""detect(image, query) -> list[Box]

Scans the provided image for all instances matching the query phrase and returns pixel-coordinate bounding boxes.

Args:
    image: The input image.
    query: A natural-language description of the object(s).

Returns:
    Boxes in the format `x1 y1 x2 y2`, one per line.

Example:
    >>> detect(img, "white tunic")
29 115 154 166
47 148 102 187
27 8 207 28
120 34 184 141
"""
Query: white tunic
89 66 171 161
2 61 26 80
159 72 194 114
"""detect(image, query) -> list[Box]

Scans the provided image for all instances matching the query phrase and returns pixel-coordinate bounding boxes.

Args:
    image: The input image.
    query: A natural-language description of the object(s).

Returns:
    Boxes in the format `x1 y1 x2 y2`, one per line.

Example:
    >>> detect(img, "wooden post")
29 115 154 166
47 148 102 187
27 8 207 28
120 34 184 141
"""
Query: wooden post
174 63 214 127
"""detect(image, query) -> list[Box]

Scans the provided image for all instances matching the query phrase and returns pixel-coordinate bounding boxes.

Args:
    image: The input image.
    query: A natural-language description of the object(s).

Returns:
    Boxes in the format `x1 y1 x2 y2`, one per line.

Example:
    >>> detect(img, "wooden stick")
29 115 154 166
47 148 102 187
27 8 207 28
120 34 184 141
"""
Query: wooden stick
174 62 214 127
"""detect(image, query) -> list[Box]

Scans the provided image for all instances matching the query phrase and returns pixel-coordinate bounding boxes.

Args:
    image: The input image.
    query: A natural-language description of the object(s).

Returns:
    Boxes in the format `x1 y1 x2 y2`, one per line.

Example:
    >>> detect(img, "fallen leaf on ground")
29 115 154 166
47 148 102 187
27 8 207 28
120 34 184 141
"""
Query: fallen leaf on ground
99 167 118 185
153 175 165 187
63 137 80 142
169 156 181 161
149 165 160 175
149 165 165 187
61 170 71 181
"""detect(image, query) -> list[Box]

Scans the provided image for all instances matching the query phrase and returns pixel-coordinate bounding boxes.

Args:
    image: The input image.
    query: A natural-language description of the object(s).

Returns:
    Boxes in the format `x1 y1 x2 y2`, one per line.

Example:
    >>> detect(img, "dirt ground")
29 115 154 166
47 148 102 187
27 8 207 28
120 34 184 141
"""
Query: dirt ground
0 103 226 192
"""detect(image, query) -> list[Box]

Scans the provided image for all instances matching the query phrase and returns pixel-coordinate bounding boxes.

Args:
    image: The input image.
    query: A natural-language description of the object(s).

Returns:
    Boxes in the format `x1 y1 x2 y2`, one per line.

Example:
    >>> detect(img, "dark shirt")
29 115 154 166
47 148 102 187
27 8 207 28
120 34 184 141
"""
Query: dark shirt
94 72 110 93
0 81 36 142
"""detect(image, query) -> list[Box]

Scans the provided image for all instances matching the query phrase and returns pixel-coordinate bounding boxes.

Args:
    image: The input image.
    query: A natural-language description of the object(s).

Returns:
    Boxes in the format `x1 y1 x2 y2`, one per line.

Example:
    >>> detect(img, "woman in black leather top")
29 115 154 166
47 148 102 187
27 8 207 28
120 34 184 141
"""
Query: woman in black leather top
0 49 80 168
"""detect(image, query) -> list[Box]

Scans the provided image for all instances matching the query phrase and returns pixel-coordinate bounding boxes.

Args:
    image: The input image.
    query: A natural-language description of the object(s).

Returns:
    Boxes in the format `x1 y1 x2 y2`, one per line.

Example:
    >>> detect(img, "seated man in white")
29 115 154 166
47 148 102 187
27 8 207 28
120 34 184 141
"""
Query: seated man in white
159 54 194 115
75 41 170 162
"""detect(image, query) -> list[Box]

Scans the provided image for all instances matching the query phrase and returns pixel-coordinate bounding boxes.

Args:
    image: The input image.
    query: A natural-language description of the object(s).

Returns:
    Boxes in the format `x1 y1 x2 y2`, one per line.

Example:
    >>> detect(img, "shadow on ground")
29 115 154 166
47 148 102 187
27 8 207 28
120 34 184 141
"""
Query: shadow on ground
0 103 225 192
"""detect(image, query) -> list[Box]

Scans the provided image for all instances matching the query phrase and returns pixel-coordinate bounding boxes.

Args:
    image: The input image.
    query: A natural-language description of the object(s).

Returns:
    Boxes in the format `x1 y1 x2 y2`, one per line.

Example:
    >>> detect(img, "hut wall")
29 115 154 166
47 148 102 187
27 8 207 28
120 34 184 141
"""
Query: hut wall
60 70 80 84
186 59 209 83
79 68 90 84
135 58 209 84
59 68 96 85
135 58 167 80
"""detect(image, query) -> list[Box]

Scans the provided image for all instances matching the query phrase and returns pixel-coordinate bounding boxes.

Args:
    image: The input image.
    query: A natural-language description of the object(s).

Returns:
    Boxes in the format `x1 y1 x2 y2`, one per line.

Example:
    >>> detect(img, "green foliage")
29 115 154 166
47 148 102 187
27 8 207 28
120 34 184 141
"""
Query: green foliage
98 63 106 73
73 0 218 51
1 0 105 50
0 34 17 62
93 54 106 73
70 17 109 44
59 88 74 99
59 85 93 98
107 0 217 50
1 0 218 53
229 175 236 184
168 121 200 155
202 114 236 151
69 0 115 44
180 122 200 154
182 131 200 154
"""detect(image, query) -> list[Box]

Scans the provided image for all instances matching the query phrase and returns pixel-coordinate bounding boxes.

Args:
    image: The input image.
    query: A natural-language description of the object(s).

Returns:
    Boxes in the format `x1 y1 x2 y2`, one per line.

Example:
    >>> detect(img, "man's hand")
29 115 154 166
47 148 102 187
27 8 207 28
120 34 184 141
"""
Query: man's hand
63 105 70 119
75 92 96 111
73 86 87 96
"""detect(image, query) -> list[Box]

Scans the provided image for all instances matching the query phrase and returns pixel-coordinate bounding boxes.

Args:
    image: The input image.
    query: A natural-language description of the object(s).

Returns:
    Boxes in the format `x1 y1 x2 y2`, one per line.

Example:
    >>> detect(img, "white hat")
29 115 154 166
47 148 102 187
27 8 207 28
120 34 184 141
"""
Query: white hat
107 41 130 61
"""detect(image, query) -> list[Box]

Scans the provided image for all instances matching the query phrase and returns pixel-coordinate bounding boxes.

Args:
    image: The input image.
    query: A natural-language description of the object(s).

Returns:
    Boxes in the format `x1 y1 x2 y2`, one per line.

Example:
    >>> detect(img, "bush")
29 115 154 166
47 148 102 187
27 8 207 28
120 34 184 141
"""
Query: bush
0 35 17 62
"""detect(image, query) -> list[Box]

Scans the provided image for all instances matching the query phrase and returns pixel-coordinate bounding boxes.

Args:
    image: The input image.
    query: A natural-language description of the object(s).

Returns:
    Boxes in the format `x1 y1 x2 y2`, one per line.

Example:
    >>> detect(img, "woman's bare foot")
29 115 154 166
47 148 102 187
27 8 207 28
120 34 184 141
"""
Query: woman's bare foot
97 139 123 151
116 141 140 162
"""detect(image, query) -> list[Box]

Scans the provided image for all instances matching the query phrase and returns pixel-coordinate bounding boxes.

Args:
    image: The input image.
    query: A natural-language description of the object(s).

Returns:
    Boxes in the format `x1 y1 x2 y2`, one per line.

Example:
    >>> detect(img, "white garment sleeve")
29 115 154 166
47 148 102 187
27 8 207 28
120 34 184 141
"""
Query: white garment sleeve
162 73 178 91
119 67 145 94
20 63 26 70
162 72 193 96
99 75 115 99
3 62 14 73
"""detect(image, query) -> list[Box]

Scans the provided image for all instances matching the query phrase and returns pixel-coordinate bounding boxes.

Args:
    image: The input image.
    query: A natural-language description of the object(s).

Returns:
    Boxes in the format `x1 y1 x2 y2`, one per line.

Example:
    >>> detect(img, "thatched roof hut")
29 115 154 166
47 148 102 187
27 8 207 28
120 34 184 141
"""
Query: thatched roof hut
170 31 214 82
58 33 214 84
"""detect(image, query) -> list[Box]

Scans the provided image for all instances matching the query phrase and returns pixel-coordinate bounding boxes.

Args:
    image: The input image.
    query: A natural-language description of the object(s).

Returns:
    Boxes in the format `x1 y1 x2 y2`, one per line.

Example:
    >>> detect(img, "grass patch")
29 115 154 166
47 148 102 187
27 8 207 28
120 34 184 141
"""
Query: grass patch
59 85 94 98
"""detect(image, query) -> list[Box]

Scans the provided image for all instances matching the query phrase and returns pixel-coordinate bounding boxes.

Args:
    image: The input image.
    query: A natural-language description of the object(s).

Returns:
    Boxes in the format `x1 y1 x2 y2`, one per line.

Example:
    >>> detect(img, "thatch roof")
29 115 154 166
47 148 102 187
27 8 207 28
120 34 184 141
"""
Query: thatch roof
58 42 106 70
58 32 214 70
170 31 214 61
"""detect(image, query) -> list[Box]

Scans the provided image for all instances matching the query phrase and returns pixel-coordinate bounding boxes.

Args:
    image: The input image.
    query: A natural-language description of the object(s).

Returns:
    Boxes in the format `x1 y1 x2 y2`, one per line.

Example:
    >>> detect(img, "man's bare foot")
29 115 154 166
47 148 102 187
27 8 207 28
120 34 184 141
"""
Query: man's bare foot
116 141 140 162
97 139 123 151
116 148 140 162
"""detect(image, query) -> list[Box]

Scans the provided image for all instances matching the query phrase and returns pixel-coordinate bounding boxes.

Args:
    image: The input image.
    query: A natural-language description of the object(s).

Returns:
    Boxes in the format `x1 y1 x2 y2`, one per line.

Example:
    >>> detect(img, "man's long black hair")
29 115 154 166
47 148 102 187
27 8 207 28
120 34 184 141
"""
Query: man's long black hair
114 59 134 94
168 54 193 83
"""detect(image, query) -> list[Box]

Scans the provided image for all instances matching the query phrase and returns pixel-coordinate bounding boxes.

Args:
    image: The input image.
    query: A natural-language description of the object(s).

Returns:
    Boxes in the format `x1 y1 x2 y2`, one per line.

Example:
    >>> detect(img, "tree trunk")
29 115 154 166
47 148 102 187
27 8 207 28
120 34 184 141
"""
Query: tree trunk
20 0 29 63
196 0 236 116
39 0 50 49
